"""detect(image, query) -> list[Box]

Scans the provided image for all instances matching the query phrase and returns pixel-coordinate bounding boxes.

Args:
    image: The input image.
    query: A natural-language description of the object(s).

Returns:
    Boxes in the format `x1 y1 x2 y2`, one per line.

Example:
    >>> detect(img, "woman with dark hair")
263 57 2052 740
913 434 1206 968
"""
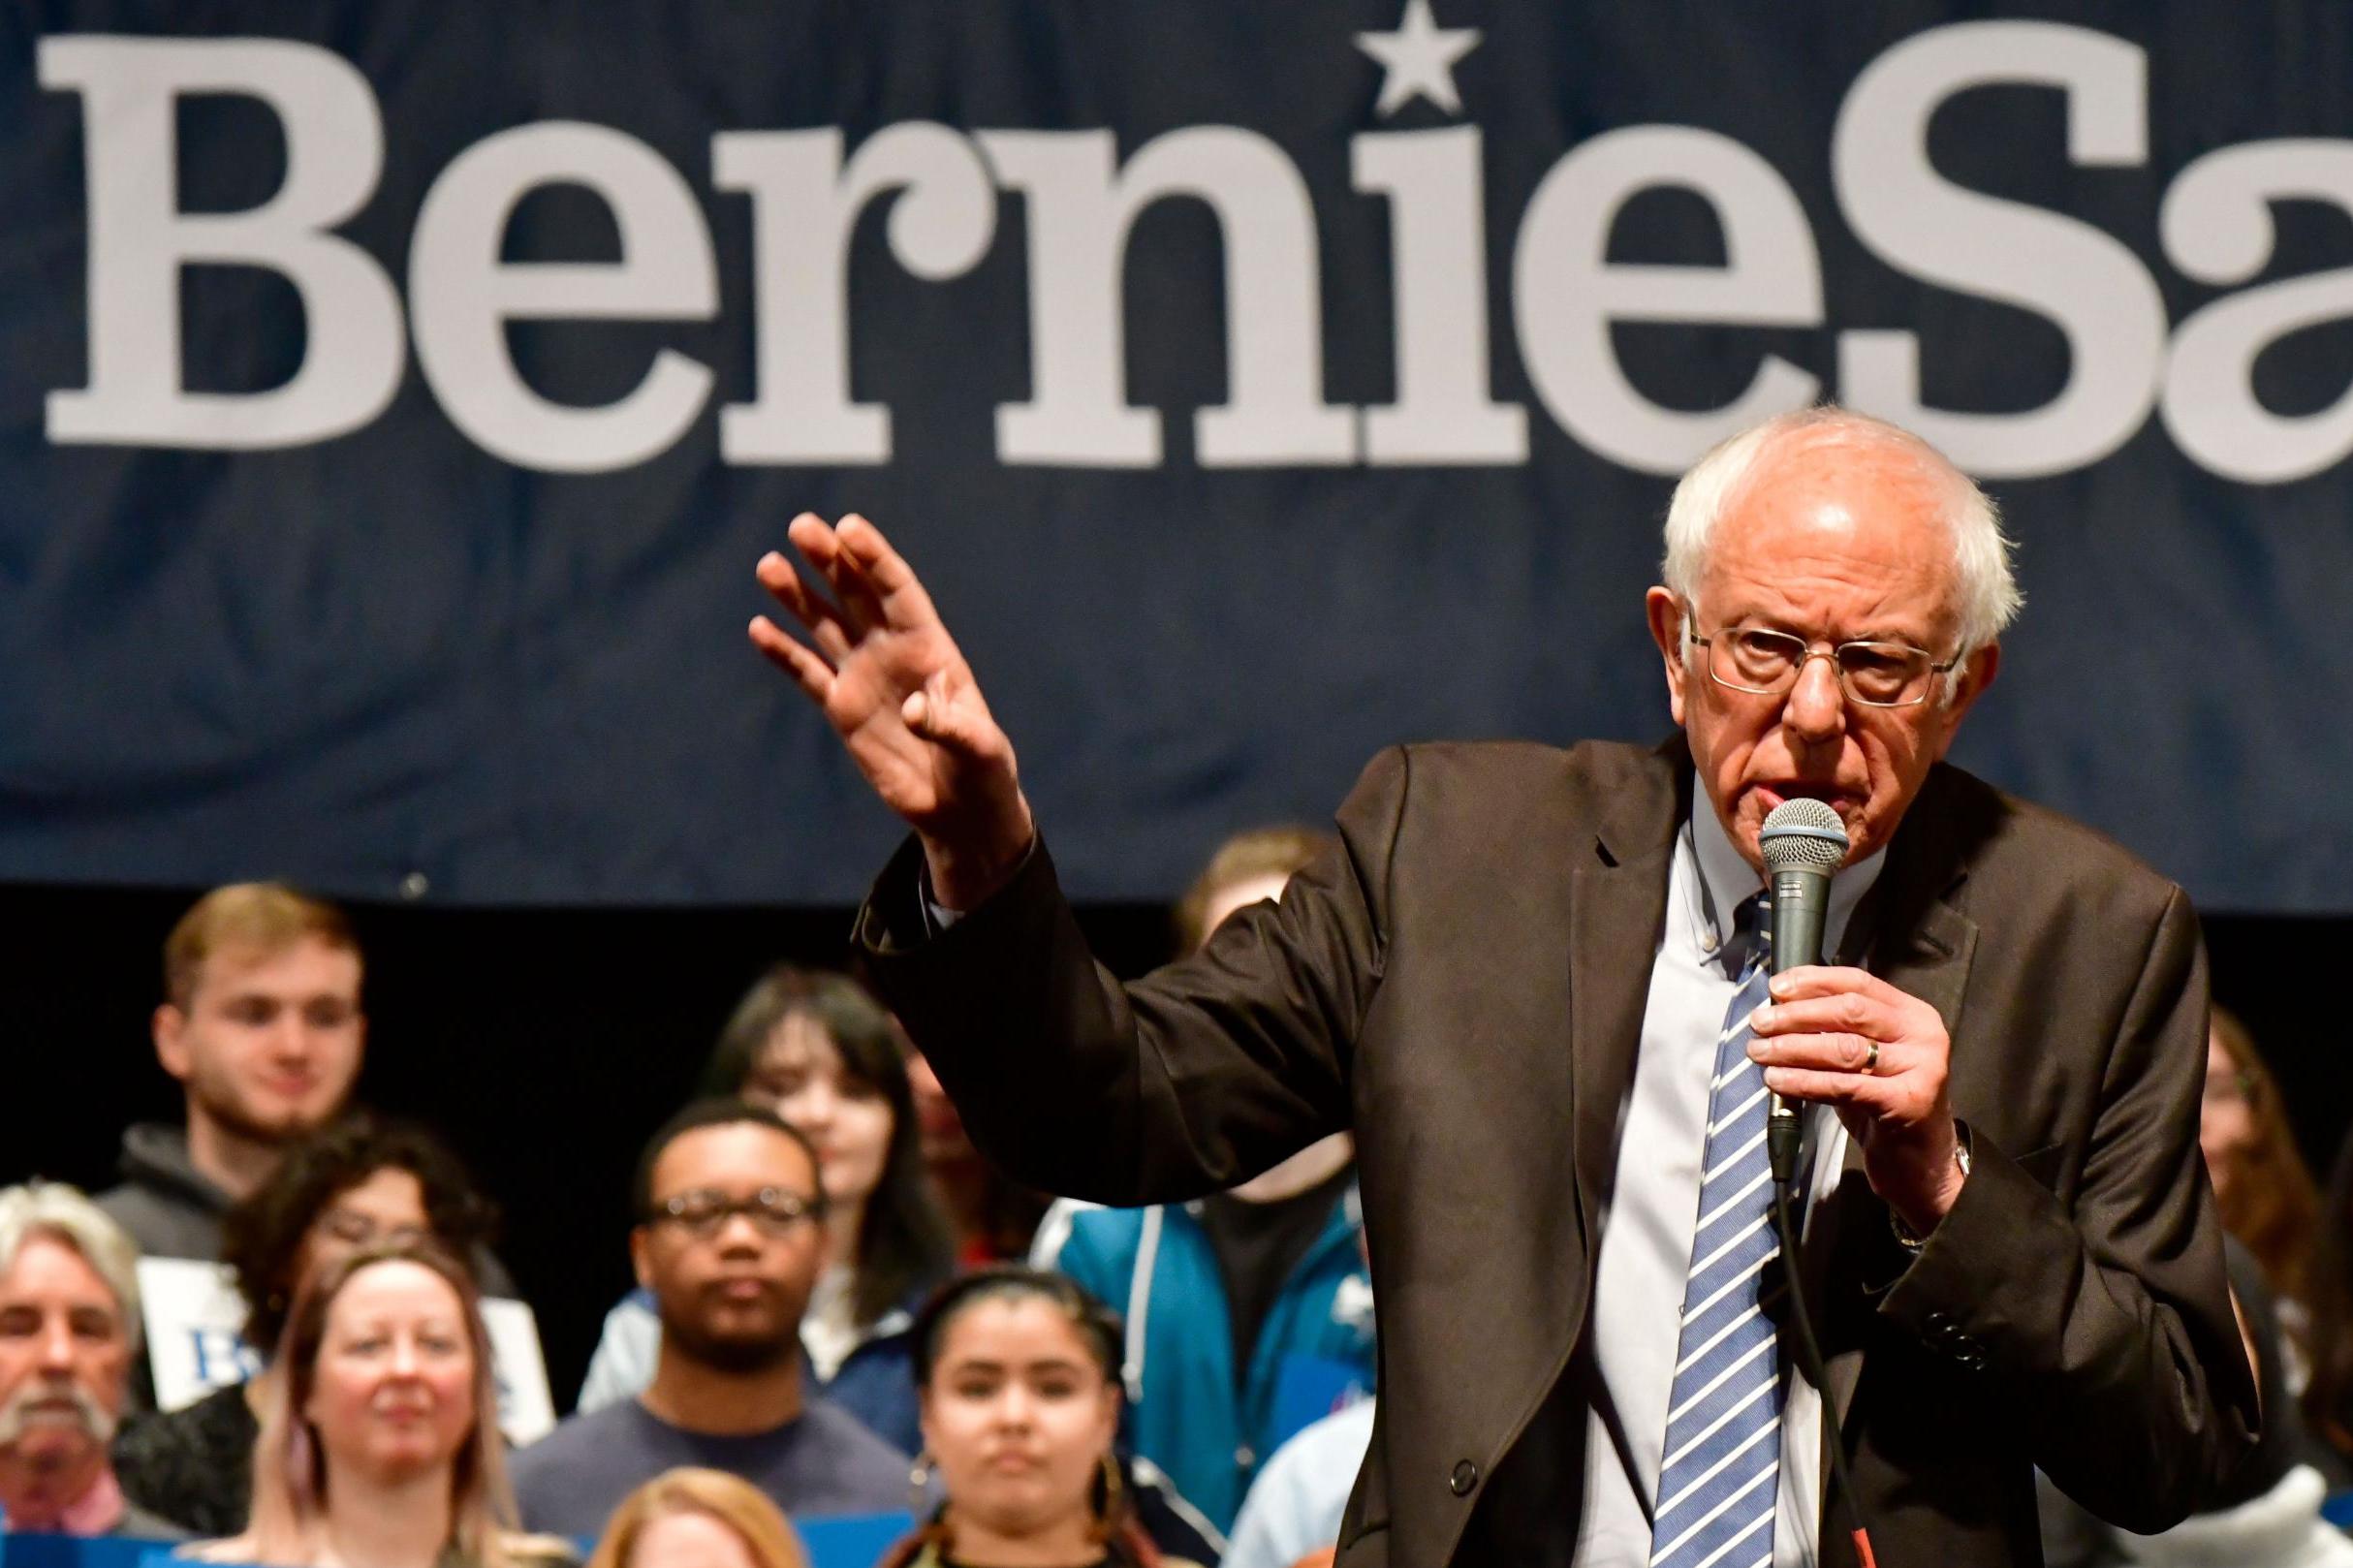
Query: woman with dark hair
577 965 956 1453
182 1240 567 1568
113 1113 502 1536
881 1268 1209 1568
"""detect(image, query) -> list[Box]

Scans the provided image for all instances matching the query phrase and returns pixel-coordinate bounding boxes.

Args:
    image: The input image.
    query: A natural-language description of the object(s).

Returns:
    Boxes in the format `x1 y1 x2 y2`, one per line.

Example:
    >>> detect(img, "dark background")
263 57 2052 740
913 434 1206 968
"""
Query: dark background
3 881 2339 1411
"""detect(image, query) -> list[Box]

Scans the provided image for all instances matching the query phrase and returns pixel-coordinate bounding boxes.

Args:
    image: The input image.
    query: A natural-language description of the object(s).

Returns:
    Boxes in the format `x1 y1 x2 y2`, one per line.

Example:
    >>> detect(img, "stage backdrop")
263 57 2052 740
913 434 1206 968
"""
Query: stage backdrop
4 3 2349 911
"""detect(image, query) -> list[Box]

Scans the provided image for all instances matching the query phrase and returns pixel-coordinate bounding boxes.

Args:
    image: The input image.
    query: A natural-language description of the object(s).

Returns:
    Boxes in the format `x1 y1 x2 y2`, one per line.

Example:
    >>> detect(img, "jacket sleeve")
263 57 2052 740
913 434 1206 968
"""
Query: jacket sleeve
855 749 1406 1207
1877 883 2259 1528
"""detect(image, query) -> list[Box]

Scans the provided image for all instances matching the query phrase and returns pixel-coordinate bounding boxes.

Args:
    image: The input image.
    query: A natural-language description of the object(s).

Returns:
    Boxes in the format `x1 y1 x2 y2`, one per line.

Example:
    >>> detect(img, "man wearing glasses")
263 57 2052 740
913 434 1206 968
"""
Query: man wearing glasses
509 1101 912 1539
754 406 2252 1567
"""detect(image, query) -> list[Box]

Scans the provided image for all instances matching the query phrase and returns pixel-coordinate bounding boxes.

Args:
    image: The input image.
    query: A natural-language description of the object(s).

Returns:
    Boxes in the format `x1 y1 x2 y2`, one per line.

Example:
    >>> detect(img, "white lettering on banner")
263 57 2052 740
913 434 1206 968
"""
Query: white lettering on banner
135 1256 556 1445
1831 21 2168 478
39 36 404 448
411 123 720 474
1514 126 1824 473
981 127 1357 467
1352 126 1529 464
2159 141 2353 484
716 125 998 464
35 21 2353 482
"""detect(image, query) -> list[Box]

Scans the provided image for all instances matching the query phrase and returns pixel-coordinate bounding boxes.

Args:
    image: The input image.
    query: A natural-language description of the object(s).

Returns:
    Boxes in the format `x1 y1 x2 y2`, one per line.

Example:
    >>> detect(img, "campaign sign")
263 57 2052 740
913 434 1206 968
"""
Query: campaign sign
7 6 2353 914
136 1256 556 1444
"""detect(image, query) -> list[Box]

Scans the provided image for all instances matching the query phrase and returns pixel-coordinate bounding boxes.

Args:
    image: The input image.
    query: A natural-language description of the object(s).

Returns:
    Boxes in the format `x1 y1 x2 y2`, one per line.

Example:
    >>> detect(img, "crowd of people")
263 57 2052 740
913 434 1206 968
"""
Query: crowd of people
0 830 1384 1568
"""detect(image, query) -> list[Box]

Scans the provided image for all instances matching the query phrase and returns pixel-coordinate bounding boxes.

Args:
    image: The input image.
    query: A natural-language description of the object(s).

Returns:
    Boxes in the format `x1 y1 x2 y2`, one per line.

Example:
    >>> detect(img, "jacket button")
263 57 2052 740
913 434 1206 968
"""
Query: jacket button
1450 1460 1479 1496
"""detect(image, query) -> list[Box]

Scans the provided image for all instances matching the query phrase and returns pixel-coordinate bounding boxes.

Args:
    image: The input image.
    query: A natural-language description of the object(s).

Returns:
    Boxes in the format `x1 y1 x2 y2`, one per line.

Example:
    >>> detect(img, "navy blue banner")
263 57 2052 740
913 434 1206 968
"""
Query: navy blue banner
2 4 2348 910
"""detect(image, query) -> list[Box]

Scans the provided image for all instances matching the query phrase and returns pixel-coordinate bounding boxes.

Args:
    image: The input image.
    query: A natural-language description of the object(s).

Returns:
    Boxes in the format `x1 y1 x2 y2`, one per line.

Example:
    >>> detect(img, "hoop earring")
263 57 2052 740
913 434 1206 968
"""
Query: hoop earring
1089 1452 1124 1543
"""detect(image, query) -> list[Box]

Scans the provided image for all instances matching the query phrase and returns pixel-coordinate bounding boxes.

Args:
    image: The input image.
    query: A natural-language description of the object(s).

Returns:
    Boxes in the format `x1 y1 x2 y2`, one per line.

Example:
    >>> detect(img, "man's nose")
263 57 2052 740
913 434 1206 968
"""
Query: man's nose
714 1210 769 1255
268 1010 312 1058
36 1318 77 1370
1781 650 1848 740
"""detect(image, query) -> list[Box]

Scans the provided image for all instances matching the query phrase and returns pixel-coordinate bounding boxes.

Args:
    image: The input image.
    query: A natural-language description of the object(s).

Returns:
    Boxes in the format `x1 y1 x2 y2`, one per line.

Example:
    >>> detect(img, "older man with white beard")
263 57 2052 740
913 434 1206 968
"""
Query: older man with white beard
0 1183 183 1539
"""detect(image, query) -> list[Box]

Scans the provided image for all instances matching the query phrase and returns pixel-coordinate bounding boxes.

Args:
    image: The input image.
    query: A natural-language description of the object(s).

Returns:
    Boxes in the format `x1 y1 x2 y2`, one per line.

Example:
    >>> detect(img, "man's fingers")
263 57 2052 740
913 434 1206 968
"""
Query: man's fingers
903 682 988 758
1753 992 1894 1041
1769 960 1872 993
837 514 927 600
747 615 834 703
787 517 887 635
757 548 856 643
804 513 893 631
1760 1065 1884 1109
1749 1031 1882 1074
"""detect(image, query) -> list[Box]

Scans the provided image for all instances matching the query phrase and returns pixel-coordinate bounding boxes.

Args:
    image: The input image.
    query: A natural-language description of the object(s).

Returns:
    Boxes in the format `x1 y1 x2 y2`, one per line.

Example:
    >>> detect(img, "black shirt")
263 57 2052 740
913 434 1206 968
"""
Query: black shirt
112 1381 258 1537
1198 1163 1354 1379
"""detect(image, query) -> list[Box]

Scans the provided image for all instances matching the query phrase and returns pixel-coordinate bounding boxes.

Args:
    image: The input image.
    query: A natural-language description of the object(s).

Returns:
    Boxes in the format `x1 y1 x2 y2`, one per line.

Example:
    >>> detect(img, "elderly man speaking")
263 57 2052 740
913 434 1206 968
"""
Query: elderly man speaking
749 407 2252 1567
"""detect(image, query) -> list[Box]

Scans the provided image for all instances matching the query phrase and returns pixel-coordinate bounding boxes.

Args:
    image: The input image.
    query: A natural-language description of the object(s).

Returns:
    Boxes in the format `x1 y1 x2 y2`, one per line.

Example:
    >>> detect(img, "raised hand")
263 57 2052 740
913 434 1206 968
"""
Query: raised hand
750 513 1034 908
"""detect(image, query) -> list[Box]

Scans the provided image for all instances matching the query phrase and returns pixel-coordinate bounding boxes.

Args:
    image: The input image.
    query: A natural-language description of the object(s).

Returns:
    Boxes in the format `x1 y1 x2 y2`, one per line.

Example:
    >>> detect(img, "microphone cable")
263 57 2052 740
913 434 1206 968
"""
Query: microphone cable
1772 1170 1880 1568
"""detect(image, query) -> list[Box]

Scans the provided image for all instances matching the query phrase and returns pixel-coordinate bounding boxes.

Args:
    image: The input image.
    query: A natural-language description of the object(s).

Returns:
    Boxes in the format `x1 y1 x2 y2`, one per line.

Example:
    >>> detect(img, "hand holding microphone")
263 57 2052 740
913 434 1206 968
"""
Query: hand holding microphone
1748 798 1967 1236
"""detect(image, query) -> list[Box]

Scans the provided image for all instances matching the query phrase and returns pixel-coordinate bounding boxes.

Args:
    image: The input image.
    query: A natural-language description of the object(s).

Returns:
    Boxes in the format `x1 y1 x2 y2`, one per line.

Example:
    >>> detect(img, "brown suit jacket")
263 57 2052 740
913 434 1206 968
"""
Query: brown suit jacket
857 737 2256 1568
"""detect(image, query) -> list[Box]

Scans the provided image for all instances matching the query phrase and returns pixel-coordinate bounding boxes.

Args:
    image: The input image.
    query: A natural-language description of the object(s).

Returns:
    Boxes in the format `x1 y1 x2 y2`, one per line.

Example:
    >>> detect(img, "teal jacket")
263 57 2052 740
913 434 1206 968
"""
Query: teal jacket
1034 1183 1375 1533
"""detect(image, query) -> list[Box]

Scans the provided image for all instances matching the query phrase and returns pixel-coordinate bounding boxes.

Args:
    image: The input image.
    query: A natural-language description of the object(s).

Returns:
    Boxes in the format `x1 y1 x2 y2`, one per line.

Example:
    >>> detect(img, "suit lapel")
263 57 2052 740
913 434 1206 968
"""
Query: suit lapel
1566 745 1685 1270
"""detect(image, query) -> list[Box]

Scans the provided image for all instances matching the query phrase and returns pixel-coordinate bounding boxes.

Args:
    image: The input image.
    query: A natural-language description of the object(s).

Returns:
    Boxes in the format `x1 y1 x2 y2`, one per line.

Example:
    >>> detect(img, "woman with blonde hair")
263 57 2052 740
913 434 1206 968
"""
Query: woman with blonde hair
186 1239 567 1568
583 1469 808 1568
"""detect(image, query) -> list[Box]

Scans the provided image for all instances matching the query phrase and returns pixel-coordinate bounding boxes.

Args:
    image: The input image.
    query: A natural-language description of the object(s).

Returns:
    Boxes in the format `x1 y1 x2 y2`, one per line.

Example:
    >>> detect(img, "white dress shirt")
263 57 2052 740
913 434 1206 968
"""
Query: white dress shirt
1570 794 1884 1568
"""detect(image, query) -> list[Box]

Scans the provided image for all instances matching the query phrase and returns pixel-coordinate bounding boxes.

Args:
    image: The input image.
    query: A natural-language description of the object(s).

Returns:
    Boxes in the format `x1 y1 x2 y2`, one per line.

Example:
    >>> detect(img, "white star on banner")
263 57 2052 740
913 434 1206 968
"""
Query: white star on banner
1355 0 1483 118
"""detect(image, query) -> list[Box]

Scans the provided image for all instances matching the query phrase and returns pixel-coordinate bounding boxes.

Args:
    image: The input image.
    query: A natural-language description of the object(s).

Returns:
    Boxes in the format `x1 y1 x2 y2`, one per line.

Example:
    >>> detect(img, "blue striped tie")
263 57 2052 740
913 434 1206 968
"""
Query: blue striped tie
1650 895 1786 1568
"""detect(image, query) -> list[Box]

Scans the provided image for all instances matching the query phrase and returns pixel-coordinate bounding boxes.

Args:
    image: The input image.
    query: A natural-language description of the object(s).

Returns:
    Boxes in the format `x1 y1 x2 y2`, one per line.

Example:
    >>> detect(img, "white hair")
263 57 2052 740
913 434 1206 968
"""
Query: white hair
0 1182 141 1354
1661 406 2022 700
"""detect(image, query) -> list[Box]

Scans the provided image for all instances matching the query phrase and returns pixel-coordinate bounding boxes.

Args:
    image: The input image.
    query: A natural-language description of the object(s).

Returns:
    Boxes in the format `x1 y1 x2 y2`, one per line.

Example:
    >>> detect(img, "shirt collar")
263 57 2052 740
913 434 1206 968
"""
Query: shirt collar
1687 787 1888 969
7 1462 128 1536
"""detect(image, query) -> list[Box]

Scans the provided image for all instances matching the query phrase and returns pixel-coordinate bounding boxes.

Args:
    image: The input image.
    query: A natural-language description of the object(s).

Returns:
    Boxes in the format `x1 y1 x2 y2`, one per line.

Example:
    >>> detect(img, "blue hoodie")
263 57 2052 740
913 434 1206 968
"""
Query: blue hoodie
1033 1184 1375 1533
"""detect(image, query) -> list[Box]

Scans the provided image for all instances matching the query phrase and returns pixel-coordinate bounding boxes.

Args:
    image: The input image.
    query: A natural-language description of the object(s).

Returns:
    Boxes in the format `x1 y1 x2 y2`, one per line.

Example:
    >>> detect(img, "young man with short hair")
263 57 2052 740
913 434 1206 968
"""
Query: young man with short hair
98 882 366 1263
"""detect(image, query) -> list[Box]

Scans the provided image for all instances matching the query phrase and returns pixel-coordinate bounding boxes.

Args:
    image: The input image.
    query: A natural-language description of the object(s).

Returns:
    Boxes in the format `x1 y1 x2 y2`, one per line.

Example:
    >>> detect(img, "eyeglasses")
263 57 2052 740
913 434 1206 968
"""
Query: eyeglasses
646 1187 828 1239
316 1211 431 1249
1687 618 1958 708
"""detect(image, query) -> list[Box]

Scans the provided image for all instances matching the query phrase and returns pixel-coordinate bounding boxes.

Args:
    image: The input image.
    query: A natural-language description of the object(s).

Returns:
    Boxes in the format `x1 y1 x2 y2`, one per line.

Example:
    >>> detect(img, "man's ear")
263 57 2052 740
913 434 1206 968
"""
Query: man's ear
1645 586 1691 727
153 1004 192 1082
1931 643 2001 758
630 1226 654 1293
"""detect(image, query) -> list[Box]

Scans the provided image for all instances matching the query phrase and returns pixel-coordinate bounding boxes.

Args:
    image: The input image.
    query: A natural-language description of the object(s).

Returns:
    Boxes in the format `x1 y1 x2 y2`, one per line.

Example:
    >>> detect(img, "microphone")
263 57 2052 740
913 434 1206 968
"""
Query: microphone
1754 796 1878 1568
1758 797 1849 1184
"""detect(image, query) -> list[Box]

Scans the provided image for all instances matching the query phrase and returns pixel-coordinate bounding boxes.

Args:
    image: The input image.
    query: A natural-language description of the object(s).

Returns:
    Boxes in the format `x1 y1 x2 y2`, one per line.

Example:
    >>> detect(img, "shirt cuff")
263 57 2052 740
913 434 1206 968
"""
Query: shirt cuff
919 835 1039 935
